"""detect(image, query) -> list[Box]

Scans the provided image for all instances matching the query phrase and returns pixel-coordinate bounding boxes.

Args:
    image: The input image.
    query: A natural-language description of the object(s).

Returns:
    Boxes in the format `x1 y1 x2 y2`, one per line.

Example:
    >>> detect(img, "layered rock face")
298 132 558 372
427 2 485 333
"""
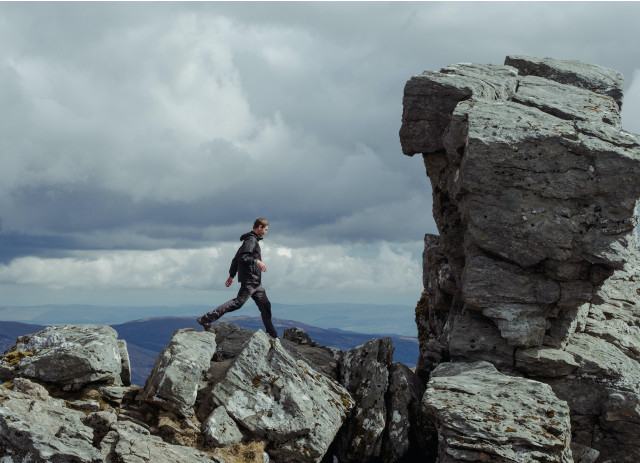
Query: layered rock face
401 55 640 461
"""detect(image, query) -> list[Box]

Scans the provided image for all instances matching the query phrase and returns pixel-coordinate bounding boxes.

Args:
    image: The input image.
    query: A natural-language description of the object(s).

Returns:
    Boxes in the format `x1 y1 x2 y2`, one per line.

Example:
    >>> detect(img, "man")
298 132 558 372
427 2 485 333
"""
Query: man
197 218 277 338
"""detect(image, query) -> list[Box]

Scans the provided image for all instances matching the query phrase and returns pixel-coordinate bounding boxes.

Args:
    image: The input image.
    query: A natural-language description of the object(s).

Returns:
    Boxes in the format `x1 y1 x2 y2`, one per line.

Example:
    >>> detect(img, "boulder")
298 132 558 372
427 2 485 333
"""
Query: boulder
0 325 129 390
0 379 104 462
337 337 394 462
139 328 216 418
282 327 341 380
99 421 214 463
209 321 254 361
210 330 354 463
423 361 573 462
202 405 243 447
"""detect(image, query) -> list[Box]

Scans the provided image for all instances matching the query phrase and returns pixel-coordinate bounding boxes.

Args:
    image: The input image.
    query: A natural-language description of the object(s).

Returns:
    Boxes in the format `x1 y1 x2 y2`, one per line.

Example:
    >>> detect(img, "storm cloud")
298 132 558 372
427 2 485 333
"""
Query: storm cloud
1 2 639 306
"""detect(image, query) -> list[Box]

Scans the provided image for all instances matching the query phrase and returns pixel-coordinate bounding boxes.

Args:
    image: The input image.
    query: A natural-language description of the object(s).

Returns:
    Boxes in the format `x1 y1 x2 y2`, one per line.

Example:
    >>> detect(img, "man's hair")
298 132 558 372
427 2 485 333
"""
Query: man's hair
254 217 269 229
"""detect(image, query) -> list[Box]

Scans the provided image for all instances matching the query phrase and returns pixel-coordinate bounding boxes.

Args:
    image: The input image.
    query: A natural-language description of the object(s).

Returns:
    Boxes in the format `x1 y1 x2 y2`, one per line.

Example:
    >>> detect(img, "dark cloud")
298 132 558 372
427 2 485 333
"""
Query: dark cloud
0 1 638 267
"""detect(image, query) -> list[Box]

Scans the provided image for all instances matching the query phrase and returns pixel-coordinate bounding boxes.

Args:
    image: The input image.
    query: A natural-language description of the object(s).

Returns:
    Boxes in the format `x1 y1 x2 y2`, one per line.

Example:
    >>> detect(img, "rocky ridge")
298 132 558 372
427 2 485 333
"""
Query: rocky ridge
401 55 640 462
1 322 428 462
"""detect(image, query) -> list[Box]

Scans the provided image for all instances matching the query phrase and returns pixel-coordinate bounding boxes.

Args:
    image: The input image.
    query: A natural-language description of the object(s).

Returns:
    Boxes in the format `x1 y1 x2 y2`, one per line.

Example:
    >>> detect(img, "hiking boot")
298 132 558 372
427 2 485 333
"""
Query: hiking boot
197 317 211 331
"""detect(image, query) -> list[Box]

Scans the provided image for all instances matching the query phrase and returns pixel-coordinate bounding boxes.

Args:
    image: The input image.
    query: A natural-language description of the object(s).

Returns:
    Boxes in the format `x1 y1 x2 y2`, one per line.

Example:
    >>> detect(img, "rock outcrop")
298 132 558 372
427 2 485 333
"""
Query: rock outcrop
401 55 640 462
209 330 353 462
0 324 130 390
1 322 428 463
140 328 217 417
424 361 572 463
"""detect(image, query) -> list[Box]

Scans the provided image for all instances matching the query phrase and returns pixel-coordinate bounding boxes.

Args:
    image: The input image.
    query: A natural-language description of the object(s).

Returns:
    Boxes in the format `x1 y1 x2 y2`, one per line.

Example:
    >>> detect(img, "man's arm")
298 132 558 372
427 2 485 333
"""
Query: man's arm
229 253 239 279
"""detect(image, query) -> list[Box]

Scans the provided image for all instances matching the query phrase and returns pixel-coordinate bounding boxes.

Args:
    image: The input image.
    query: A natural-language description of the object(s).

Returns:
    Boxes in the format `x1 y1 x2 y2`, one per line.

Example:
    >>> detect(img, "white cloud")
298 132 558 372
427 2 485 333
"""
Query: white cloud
0 241 422 298
622 69 640 135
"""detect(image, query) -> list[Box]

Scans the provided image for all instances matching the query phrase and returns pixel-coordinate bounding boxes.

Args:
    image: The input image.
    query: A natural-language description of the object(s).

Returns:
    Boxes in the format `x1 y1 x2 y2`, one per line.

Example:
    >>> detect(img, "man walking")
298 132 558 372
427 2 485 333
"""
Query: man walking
197 218 277 338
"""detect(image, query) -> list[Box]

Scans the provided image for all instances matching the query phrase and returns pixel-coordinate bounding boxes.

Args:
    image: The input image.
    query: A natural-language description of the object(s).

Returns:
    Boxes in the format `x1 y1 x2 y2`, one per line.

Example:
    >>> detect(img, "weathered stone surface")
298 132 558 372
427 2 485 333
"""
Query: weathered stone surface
202 405 243 448
337 337 393 462
117 339 132 387
566 332 640 392
505 54 625 108
449 313 515 372
100 421 213 463
402 55 640 463
282 328 341 380
209 321 254 361
380 362 427 463
0 380 103 462
571 442 600 463
139 328 216 418
423 361 573 462
0 325 128 390
515 346 580 377
512 75 621 127
400 63 518 156
210 330 354 463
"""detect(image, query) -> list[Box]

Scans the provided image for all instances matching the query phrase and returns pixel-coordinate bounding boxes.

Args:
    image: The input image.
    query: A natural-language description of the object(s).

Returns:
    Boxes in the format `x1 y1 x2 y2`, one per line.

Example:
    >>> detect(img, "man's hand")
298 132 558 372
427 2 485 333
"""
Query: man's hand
256 260 267 272
225 277 234 287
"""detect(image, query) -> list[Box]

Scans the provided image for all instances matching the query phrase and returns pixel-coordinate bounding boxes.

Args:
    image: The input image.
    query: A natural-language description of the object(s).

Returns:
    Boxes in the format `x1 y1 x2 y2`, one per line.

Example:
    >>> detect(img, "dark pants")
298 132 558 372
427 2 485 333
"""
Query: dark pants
202 284 277 338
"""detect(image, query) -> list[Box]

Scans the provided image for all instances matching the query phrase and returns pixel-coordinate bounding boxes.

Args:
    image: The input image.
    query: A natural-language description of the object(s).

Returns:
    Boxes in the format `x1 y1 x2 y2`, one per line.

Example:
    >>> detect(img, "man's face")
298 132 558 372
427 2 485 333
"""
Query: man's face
257 225 268 237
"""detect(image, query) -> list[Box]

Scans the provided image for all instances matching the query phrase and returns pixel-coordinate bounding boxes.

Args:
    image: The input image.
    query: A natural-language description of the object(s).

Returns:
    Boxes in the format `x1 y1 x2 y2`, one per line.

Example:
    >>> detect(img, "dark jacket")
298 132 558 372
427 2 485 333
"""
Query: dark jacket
229 231 263 285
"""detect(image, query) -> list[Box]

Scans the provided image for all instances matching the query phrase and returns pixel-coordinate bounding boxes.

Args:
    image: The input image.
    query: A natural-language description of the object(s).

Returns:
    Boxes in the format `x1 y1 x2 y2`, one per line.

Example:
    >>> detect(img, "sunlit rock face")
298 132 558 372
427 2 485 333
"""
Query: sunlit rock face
401 55 640 462
0 324 130 390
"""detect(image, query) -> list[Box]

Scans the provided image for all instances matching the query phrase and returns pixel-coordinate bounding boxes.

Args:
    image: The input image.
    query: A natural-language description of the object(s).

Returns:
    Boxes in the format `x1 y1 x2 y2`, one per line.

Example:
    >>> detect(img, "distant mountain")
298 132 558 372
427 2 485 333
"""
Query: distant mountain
0 302 418 337
2 317 419 387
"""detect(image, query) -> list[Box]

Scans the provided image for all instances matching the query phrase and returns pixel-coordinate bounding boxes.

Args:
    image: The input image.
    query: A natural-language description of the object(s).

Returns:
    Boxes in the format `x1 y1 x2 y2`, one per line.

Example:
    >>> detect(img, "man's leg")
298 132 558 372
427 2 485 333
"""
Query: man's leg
198 285 253 329
252 286 277 338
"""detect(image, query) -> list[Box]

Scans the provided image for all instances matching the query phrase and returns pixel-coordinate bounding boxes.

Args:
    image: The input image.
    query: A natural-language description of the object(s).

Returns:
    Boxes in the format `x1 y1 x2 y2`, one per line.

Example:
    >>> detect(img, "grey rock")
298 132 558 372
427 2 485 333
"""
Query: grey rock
202 406 243 447
0 325 127 390
0 382 103 462
423 361 573 462
209 321 254 361
97 385 139 403
449 313 515 372
100 421 213 463
10 377 50 399
117 340 132 387
402 54 640 463
380 363 425 463
140 328 216 418
571 443 599 463
210 330 354 463
68 399 102 412
282 327 314 345
281 338 340 381
515 346 580 377
82 410 118 436
400 63 517 156
566 332 640 393
337 337 394 462
512 75 621 127
505 54 625 108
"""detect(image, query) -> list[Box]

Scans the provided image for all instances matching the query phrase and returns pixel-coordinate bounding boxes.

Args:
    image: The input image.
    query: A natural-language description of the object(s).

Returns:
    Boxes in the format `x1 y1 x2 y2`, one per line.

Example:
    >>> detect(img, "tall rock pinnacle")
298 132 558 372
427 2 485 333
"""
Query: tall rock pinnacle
401 55 640 462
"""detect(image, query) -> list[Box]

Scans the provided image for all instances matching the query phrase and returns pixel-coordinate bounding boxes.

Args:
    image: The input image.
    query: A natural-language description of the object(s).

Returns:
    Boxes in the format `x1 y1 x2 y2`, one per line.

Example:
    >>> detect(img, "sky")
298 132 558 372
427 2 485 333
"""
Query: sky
1 2 640 311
